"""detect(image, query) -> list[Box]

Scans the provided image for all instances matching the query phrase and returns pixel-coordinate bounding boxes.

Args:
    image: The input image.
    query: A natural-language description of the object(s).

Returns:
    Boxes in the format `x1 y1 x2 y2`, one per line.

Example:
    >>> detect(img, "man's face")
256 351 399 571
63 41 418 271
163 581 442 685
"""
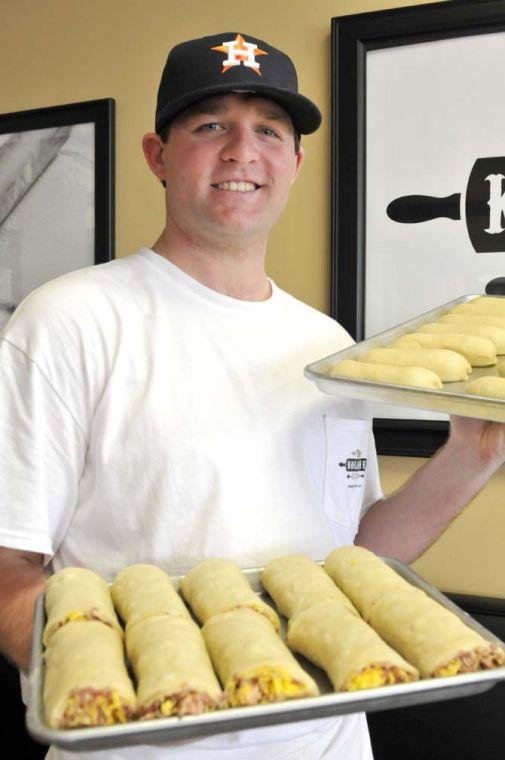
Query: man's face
153 93 304 248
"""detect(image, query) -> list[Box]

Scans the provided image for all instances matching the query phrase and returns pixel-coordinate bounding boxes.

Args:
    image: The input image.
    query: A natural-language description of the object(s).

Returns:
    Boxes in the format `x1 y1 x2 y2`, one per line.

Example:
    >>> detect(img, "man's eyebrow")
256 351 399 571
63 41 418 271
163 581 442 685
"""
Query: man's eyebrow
180 99 291 125
180 101 228 120
257 107 291 123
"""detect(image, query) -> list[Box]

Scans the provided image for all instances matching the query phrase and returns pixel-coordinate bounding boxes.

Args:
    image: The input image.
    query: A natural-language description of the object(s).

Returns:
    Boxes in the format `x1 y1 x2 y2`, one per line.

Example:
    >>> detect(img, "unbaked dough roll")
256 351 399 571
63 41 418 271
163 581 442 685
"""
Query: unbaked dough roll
44 567 122 645
126 614 225 718
392 332 496 367
417 322 505 354
452 296 505 315
329 359 443 389
324 546 505 678
43 621 136 728
466 376 505 399
360 347 471 382
368 587 505 678
287 599 418 691
261 554 357 619
202 607 319 706
180 559 280 631
111 563 191 628
440 313 505 330
324 546 409 619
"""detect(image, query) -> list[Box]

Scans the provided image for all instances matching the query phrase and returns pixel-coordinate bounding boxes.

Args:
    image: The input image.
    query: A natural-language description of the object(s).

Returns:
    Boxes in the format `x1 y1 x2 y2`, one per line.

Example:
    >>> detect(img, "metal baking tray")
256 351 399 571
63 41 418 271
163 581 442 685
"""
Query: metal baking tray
26 559 505 750
305 295 505 422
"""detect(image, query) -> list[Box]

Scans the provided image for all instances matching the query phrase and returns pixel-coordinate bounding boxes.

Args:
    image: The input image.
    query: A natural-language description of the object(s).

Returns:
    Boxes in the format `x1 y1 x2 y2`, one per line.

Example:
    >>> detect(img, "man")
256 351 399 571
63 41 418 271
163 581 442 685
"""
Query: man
0 31 504 760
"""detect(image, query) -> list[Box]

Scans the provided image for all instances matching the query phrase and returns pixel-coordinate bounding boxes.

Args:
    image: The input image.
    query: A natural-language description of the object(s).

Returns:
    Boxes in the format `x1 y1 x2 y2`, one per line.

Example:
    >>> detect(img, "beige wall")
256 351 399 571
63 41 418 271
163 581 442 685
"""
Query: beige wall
381 457 505 597
1 0 504 594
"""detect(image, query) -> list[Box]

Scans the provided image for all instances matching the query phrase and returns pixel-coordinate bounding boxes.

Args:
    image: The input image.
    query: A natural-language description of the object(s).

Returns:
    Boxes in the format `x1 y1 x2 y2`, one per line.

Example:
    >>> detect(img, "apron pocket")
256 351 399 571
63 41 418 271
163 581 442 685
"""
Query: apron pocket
323 416 373 544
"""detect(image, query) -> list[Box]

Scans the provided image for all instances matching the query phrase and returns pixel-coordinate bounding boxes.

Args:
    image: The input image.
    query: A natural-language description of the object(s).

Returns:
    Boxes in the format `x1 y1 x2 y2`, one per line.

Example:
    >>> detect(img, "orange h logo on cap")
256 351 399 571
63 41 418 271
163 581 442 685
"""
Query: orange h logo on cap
211 34 268 76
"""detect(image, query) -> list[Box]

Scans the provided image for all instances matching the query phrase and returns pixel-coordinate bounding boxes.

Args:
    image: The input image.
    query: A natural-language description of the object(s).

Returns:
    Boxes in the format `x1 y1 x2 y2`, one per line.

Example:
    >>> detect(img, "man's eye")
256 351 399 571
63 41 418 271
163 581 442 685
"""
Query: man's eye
196 122 223 132
258 126 280 138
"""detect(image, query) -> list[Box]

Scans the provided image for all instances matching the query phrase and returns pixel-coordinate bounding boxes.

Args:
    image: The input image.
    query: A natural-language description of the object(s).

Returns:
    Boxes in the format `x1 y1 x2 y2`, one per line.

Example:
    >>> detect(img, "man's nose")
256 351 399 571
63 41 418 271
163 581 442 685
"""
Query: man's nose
219 125 258 163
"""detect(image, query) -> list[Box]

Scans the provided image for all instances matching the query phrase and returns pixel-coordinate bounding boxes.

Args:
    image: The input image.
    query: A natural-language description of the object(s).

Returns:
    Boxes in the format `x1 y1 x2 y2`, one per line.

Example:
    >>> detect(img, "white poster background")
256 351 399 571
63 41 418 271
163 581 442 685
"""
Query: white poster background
0 123 94 331
366 32 505 421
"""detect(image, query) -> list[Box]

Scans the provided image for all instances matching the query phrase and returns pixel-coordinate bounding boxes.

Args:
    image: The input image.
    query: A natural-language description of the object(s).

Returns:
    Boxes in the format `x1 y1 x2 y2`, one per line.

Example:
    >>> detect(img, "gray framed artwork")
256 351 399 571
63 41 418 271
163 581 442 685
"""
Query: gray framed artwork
0 98 115 331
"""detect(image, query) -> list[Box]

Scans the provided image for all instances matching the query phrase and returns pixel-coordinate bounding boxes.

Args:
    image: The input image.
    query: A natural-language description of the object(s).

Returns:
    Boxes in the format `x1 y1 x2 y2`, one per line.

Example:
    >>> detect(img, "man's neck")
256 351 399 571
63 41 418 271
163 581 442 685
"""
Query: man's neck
151 229 272 302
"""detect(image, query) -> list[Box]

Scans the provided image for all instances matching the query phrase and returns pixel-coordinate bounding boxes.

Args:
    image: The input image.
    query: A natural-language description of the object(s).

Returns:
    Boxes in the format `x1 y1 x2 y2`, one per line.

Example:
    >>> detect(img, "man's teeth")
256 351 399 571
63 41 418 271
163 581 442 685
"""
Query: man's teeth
214 181 257 192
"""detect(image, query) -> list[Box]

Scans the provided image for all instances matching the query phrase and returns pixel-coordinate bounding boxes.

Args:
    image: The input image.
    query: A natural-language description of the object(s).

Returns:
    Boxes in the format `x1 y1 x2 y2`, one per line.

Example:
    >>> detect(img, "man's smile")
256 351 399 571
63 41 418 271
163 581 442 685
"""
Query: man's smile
211 181 262 193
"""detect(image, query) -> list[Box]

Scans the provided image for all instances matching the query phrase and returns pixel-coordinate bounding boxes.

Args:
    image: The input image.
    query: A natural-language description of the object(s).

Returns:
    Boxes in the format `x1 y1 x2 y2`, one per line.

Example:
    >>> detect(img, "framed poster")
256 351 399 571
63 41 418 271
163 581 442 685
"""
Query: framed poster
0 98 115 332
331 0 505 456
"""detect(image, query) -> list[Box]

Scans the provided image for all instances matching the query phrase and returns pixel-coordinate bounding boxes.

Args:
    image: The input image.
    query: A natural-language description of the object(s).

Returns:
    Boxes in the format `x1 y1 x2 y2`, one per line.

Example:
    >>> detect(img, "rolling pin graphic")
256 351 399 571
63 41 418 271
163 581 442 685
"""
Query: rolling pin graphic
387 157 505 253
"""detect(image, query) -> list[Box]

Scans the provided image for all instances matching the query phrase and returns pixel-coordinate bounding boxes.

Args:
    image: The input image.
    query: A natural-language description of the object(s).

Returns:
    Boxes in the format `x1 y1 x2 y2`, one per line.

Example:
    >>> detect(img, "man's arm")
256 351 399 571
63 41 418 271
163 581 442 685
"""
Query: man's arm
0 548 45 672
356 416 505 563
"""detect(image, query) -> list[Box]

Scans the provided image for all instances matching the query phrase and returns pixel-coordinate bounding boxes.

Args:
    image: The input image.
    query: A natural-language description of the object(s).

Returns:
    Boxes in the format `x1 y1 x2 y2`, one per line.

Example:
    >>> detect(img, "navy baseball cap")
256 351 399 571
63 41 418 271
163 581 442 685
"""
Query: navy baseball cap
155 32 322 136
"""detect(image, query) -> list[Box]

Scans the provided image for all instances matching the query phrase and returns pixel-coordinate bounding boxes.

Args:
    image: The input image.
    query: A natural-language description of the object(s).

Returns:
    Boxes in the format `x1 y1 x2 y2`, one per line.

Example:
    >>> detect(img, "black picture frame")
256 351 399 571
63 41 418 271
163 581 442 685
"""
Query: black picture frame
331 0 505 457
0 98 115 328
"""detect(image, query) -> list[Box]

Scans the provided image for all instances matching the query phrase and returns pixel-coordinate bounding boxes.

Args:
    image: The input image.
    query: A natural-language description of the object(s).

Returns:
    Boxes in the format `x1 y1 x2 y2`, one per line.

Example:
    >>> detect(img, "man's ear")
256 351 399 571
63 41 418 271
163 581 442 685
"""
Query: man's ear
291 145 305 183
142 133 166 181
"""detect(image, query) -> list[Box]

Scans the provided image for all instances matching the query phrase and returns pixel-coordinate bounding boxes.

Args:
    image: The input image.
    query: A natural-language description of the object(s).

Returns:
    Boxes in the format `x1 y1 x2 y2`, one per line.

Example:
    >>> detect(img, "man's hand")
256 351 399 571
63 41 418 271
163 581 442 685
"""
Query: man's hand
0 548 45 672
447 416 505 472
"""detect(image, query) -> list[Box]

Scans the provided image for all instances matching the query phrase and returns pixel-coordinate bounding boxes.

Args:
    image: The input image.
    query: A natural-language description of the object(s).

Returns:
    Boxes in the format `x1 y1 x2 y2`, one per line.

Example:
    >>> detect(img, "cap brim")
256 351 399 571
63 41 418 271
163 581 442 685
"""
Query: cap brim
155 82 321 135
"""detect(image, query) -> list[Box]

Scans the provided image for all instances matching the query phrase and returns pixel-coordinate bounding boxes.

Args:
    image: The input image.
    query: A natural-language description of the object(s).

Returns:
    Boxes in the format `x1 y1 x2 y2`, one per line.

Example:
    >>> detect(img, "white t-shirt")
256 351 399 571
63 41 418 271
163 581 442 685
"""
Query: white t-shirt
0 249 382 759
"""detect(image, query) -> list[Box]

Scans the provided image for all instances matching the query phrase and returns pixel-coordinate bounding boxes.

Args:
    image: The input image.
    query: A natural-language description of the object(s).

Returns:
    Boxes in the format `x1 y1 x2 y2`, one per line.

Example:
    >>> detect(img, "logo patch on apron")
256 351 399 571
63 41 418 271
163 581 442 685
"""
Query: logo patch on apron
339 448 367 488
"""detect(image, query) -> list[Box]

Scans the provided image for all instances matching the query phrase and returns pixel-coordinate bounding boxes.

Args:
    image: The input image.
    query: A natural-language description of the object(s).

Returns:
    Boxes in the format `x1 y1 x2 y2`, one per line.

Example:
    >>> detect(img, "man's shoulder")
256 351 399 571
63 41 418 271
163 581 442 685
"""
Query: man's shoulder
1 251 151 349
31 250 145 297
274 285 354 350
11 251 147 318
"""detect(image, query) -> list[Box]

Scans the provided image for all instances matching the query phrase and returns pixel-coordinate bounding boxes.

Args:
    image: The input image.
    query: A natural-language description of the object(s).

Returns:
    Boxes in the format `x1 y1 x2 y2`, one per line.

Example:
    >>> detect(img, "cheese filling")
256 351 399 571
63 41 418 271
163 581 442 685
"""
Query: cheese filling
436 658 463 677
62 688 134 727
56 608 112 631
227 666 309 707
61 610 89 624
434 643 505 677
347 664 414 691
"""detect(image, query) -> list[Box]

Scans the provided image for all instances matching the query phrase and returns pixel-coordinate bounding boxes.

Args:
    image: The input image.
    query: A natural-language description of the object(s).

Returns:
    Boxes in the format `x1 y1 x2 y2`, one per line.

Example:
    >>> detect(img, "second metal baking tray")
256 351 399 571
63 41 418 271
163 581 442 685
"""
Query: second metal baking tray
305 295 505 422
26 559 505 750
